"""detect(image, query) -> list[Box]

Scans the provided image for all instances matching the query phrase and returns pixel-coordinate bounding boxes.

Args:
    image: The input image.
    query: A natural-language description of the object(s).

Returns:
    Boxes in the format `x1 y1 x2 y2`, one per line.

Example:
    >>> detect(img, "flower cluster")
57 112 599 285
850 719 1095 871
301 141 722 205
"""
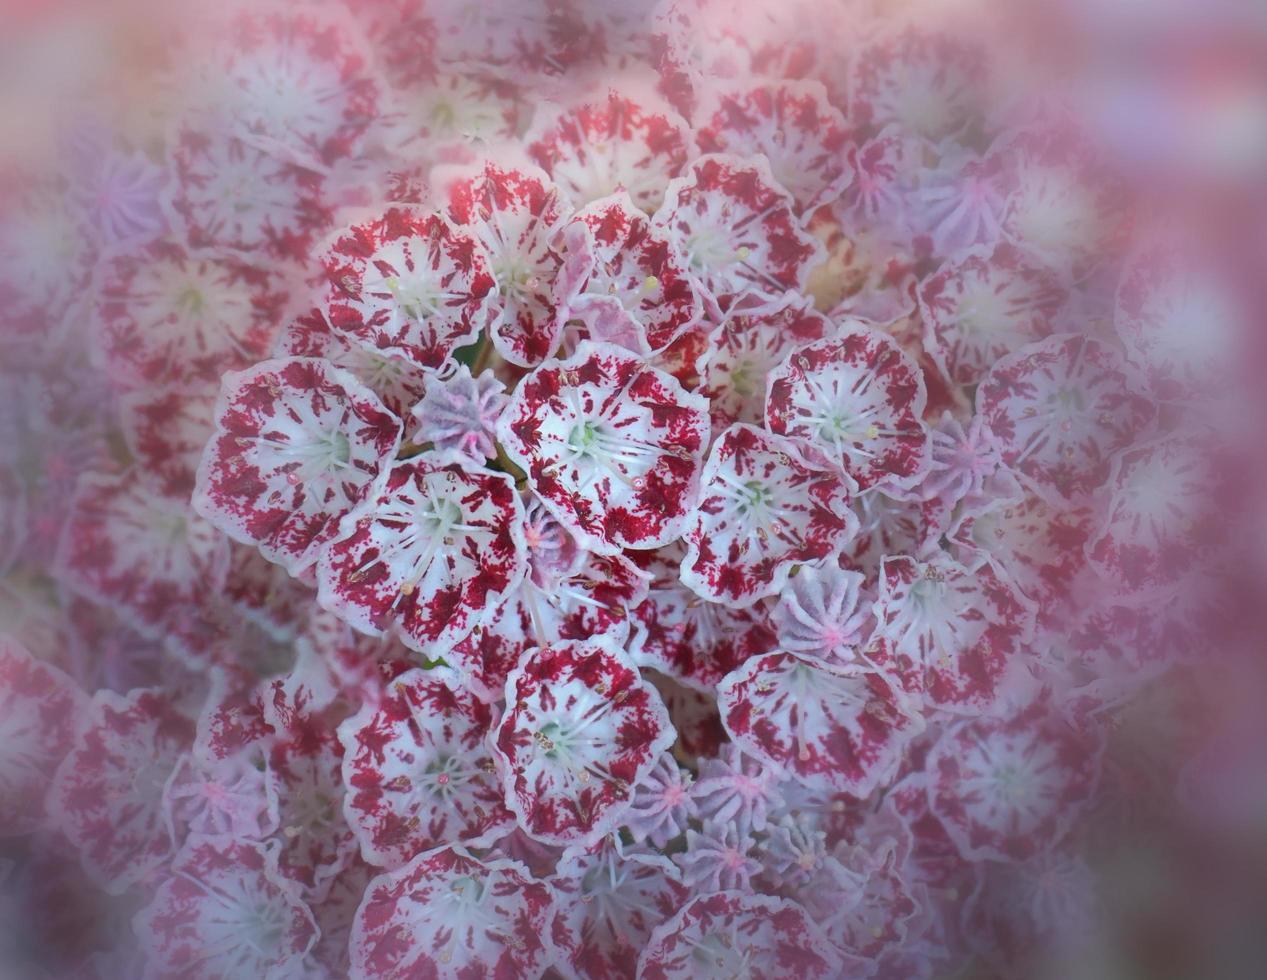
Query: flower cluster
1 1 1262 978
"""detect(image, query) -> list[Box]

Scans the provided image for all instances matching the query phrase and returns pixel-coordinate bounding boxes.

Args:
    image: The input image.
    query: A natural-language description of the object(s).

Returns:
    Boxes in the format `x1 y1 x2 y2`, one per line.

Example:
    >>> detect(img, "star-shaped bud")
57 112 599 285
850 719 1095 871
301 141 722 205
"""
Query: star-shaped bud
411 364 509 462
770 563 873 665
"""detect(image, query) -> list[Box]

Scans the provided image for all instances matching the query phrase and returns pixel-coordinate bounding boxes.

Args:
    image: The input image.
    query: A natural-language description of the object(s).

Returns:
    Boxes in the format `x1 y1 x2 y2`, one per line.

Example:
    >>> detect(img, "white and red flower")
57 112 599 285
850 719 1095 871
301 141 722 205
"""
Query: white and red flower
51 687 193 893
492 638 675 846
926 700 1103 861
193 356 401 575
339 668 512 868
316 451 527 658
319 206 497 370
167 126 331 261
497 341 709 554
57 468 231 648
549 837 687 980
1114 235 1244 400
276 307 432 427
446 161 568 367
977 334 1153 504
555 192 702 354
919 244 1065 387
718 652 923 796
680 423 857 608
639 891 843 979
868 552 1035 713
695 79 852 213
134 835 317 979
187 4 383 168
629 541 778 692
766 324 930 492
698 292 830 432
91 238 292 389
654 154 823 313
849 26 986 141
526 89 695 212
350 845 556 979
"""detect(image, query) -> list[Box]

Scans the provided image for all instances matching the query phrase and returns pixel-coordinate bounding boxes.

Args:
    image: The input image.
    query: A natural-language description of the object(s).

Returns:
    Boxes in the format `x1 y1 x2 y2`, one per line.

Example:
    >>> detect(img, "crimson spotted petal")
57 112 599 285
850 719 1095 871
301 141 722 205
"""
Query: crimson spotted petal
319 205 496 370
497 341 709 554
977 334 1154 504
654 154 823 313
276 307 432 427
90 238 292 389
193 356 401 575
167 125 331 262
350 845 555 979
445 161 568 367
718 652 923 796
57 468 231 649
849 26 987 141
317 451 527 658
639 891 843 980
492 638 675 846
549 838 687 980
766 324 931 493
681 423 857 608
187 4 382 168
1114 235 1244 400
338 667 512 868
